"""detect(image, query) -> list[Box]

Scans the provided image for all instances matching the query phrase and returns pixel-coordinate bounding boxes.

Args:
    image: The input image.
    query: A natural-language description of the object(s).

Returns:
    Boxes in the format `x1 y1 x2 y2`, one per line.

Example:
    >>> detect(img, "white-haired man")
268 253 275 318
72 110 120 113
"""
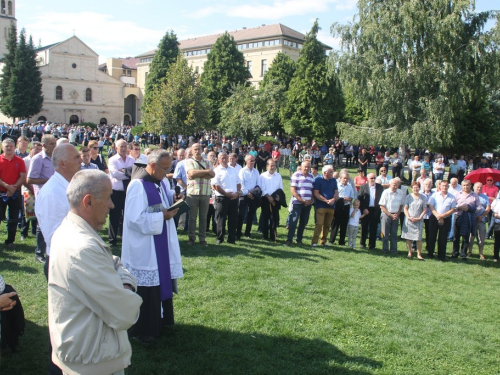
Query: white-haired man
49 170 142 375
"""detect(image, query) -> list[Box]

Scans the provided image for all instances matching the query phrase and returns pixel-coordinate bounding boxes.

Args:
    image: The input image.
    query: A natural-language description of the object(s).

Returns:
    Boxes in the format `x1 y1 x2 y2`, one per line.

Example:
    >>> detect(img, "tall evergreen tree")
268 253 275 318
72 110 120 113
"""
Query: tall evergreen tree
142 55 208 136
282 20 344 140
332 0 499 150
260 52 296 90
8 30 43 119
0 22 17 118
201 32 251 129
141 31 179 115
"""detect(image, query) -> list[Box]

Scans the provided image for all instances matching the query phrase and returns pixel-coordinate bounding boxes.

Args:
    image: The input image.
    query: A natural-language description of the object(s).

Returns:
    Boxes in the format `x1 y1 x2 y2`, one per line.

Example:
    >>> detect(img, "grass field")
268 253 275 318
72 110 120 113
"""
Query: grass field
1 165 500 374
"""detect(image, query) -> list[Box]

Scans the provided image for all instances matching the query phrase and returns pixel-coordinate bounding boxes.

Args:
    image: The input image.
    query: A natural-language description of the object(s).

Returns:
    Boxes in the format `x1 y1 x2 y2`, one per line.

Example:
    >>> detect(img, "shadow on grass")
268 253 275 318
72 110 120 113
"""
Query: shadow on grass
0 320 50 375
181 240 329 262
0 258 38 274
326 240 500 268
129 323 382 375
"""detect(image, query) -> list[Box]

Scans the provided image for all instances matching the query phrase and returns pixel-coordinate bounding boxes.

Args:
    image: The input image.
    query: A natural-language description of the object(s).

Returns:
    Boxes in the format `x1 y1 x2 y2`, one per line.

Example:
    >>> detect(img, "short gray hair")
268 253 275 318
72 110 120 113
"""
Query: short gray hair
67 170 110 209
2 138 14 146
41 134 55 145
147 149 171 165
52 144 77 170
322 165 333 173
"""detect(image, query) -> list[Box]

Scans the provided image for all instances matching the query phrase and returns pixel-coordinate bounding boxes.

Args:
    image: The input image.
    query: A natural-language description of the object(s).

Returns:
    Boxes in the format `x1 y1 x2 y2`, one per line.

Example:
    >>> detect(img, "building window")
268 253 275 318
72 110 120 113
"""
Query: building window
195 66 199 73
1 1 5 15
247 61 252 74
85 88 92 102
56 86 63 100
145 72 148 82
140 57 153 63
7 1 11 15
261 59 267 76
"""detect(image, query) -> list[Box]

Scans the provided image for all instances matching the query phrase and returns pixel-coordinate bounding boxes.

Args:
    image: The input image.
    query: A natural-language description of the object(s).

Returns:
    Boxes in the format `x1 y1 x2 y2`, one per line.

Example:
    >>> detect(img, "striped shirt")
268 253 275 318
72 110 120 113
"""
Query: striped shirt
290 171 314 204
185 158 211 196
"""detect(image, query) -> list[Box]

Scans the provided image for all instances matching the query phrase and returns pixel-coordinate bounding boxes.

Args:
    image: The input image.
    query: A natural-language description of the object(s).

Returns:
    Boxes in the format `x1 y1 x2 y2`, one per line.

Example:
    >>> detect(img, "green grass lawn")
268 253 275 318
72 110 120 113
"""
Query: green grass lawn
1 165 500 374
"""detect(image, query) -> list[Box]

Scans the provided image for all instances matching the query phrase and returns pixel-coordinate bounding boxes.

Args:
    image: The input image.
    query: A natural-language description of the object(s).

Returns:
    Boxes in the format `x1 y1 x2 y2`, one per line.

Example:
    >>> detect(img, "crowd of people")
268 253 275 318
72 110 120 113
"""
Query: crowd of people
2 124 500 373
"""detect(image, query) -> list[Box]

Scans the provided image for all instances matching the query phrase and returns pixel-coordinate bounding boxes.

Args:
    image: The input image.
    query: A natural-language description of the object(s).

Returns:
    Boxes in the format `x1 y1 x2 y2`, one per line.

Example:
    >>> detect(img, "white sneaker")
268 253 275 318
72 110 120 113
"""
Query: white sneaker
312 243 317 247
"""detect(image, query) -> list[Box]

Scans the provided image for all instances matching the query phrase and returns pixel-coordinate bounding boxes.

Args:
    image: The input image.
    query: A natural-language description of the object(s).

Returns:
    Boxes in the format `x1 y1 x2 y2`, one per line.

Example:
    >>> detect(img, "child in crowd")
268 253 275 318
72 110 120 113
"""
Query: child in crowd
348 199 366 249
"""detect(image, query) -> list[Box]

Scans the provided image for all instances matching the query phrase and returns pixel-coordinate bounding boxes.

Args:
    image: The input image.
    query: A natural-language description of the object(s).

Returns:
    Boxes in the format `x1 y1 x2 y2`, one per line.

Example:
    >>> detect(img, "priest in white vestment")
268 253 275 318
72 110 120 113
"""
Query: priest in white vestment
121 149 183 344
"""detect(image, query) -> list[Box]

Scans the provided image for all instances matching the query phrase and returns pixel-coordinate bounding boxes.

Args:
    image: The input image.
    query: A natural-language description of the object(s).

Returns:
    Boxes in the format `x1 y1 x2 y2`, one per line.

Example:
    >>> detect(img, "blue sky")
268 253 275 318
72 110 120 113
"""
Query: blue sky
16 0 499 63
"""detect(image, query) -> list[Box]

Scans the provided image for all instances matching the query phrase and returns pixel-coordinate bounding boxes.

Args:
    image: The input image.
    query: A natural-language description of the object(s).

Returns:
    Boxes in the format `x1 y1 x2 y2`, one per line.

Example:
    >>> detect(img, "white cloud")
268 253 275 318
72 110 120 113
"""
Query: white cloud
317 29 341 50
190 0 355 20
23 11 166 62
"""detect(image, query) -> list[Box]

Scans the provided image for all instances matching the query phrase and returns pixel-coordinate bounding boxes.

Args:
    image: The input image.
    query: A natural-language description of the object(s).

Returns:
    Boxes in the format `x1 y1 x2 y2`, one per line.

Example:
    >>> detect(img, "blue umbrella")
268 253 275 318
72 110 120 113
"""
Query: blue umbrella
17 119 28 125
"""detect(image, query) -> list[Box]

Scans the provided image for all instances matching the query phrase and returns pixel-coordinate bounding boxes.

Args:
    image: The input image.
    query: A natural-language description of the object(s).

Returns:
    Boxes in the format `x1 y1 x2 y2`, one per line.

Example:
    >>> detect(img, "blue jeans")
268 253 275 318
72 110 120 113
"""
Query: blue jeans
286 203 311 242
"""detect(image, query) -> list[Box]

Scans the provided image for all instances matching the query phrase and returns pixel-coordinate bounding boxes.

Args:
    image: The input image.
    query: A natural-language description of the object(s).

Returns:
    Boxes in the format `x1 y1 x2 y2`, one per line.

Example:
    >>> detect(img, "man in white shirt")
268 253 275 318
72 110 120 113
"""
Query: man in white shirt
237 154 260 239
36 144 82 278
108 139 135 246
259 159 284 242
379 179 404 253
411 155 421 184
173 147 192 230
212 153 241 244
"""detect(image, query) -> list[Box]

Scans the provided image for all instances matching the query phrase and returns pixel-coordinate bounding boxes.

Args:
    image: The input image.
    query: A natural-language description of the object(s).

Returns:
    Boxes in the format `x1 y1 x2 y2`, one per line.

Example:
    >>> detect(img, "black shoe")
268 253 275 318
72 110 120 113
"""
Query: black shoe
284 240 292 246
227 240 236 244
450 254 459 258
296 240 303 245
360 244 366 249
35 255 46 263
428 254 435 259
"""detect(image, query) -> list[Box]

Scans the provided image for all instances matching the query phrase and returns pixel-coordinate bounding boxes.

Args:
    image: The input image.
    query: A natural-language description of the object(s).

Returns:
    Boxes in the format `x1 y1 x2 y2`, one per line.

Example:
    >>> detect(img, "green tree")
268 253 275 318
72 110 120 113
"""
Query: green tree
142 55 208 136
201 32 251 129
0 22 17 118
8 30 43 119
282 20 344 140
141 31 179 115
259 79 288 136
260 52 296 90
219 84 265 145
332 0 499 150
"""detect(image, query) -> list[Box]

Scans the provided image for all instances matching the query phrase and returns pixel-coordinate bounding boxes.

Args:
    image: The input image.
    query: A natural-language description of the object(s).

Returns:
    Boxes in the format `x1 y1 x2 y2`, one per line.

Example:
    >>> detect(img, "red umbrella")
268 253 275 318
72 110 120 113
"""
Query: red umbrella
464 168 500 184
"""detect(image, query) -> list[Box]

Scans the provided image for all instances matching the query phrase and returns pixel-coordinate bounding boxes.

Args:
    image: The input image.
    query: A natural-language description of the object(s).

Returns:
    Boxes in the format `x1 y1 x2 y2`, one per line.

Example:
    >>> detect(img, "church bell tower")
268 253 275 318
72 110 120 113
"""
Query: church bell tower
0 0 16 60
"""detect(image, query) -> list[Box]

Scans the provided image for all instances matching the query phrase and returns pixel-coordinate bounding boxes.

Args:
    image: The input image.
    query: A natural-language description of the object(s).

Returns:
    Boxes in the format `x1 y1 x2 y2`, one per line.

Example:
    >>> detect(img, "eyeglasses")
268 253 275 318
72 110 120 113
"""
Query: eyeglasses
380 170 386 172
92 147 98 149
487 179 493 182
368 177 375 179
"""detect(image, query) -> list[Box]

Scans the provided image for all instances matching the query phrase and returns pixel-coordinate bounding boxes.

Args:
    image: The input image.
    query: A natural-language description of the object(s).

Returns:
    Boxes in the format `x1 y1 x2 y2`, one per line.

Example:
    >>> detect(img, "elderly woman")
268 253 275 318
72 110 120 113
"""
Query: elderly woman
88 140 108 173
402 182 427 260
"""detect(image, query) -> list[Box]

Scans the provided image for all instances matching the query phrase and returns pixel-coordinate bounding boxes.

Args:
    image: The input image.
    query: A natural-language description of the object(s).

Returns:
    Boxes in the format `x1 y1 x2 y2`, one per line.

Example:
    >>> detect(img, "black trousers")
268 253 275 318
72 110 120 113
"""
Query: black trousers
330 203 350 245
214 196 238 242
130 286 174 338
428 215 451 259
261 201 280 241
237 196 258 238
452 215 469 258
361 207 379 248
392 165 402 178
108 190 126 244
0 193 22 245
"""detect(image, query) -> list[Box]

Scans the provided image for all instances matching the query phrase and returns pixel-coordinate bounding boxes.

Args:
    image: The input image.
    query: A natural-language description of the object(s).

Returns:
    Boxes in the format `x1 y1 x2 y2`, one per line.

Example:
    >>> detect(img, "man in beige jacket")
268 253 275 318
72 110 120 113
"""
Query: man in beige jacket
48 170 142 375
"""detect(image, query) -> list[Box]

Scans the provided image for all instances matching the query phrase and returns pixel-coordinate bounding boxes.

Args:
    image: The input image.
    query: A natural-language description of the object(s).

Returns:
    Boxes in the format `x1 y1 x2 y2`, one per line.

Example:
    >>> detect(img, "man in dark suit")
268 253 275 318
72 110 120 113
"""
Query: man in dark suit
359 172 385 249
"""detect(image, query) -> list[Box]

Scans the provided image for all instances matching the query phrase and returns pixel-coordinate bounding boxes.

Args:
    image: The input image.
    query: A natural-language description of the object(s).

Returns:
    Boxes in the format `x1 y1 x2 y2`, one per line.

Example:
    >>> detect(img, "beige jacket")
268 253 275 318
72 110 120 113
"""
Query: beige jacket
48 212 142 375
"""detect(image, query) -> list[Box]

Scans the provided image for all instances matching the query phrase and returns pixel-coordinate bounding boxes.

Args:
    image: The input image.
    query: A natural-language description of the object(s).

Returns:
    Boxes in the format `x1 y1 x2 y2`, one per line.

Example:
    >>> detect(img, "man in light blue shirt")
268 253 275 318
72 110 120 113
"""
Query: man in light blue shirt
329 170 355 246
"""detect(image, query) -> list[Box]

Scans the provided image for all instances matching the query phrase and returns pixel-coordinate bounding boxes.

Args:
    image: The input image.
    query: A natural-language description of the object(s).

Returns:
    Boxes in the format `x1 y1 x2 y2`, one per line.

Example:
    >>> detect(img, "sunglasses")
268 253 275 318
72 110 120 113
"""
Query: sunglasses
487 179 493 182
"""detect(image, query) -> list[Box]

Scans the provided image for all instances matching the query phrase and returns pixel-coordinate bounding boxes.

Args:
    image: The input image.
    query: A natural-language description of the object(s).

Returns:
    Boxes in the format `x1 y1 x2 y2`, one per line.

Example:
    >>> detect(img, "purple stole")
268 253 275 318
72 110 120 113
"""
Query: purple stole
140 180 173 301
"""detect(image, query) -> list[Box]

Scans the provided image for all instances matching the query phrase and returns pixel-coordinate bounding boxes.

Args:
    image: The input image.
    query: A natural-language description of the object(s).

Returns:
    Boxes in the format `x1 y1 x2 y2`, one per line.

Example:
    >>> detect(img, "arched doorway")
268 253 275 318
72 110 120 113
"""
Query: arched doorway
37 116 47 122
124 94 137 124
100 118 107 125
123 114 132 125
69 115 79 124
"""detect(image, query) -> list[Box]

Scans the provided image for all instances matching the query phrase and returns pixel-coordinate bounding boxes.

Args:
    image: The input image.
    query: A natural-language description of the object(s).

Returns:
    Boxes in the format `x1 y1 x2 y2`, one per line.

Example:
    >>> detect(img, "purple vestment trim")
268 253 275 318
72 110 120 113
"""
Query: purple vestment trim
140 180 173 301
